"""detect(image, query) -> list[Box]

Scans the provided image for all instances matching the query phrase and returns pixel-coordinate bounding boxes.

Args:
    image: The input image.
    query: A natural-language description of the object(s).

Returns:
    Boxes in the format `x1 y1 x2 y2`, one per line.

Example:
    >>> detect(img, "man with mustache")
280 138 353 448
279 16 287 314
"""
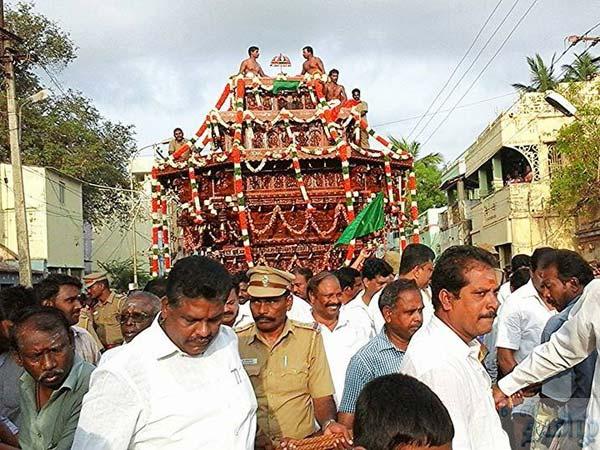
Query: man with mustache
79 272 126 350
35 274 101 365
369 244 435 332
237 266 351 449
307 272 369 406
8 306 94 450
529 249 595 449
73 256 257 449
400 245 511 450
496 247 557 448
338 279 423 429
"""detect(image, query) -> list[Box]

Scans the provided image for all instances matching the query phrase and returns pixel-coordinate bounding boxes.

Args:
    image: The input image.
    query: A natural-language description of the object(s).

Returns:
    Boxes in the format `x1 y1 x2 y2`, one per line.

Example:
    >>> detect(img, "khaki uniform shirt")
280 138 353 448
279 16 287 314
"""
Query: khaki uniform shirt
76 310 104 351
237 320 334 441
92 291 126 347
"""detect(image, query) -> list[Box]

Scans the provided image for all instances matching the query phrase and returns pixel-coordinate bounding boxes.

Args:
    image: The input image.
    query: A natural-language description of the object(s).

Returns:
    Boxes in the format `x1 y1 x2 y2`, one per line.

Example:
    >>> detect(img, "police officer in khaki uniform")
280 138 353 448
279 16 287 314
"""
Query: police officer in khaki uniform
81 273 126 349
237 266 352 449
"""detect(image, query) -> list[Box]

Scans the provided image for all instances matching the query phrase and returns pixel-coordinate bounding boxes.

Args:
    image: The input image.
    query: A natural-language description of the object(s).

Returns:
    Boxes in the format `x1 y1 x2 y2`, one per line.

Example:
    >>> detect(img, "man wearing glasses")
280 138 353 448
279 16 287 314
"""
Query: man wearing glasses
35 274 102 365
100 291 161 364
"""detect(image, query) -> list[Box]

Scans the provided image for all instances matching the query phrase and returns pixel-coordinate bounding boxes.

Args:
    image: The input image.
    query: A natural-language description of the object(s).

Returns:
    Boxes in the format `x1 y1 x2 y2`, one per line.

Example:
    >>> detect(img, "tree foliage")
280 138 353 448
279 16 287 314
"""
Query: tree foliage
513 52 600 93
562 51 600 82
99 258 150 293
550 104 600 215
389 137 446 212
513 53 559 93
549 84 600 215
1 2 137 226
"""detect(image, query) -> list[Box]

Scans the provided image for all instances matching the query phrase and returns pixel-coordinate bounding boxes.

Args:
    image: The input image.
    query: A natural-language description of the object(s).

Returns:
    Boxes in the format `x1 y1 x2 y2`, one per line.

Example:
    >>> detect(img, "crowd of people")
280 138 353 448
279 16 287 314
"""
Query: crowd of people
0 242 599 449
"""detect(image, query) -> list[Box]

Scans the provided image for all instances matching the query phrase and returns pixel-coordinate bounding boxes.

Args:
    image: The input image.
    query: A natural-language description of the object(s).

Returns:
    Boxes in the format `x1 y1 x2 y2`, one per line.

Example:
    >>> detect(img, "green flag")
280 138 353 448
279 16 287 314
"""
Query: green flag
272 80 300 94
336 192 385 246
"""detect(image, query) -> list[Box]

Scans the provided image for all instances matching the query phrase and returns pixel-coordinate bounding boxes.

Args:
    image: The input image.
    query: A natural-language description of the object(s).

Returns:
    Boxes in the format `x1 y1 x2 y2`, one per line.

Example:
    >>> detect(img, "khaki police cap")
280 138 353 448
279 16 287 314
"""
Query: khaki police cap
247 266 294 298
83 272 108 289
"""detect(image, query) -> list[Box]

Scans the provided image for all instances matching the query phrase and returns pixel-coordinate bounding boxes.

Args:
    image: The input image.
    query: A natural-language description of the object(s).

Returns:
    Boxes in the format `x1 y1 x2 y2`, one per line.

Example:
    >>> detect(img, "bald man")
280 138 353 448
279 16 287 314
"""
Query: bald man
99 291 161 365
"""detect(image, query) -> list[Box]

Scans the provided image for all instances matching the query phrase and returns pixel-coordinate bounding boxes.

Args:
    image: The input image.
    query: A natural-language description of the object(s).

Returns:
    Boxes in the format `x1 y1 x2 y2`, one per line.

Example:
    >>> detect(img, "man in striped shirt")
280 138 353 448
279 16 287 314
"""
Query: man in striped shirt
337 279 423 428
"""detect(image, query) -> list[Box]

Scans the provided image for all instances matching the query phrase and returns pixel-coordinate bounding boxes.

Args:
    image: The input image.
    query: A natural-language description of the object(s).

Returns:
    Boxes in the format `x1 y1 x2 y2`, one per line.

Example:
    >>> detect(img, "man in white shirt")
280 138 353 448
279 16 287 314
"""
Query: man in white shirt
495 278 600 450
223 285 253 330
401 245 511 450
73 256 257 449
496 247 556 448
497 254 532 305
307 271 369 405
36 274 102 365
334 267 363 305
289 267 315 323
100 291 162 365
344 257 393 341
369 244 435 331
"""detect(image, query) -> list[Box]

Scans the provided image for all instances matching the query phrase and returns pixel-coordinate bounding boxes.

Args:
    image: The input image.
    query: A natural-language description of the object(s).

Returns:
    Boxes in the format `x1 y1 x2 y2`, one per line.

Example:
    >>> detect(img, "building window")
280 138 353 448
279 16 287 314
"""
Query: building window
58 182 65 204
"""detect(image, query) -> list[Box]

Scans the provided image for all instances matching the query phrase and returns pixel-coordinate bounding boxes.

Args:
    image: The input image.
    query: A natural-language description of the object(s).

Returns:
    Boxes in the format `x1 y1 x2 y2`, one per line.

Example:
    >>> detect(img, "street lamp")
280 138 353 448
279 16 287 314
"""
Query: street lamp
8 88 52 286
544 90 578 118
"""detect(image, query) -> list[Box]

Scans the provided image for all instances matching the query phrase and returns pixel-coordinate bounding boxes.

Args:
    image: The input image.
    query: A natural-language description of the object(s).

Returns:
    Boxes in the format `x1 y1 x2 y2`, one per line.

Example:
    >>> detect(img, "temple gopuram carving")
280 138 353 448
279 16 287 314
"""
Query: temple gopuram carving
149 66 420 276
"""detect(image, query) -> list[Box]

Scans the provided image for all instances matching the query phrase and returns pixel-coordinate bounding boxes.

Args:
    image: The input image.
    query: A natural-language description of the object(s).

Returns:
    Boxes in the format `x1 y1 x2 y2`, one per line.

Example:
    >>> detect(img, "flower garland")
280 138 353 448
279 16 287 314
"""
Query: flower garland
290 144 312 207
244 159 267 173
188 161 204 225
160 191 171 272
397 173 408 251
282 117 314 207
357 117 411 161
408 171 420 243
383 156 395 206
308 79 357 264
231 77 254 266
247 203 348 237
150 166 162 277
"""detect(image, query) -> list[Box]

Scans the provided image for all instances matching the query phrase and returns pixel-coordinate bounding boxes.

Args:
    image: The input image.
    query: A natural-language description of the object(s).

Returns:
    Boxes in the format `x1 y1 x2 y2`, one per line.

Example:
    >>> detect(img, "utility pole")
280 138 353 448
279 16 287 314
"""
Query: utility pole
130 169 138 288
0 0 32 286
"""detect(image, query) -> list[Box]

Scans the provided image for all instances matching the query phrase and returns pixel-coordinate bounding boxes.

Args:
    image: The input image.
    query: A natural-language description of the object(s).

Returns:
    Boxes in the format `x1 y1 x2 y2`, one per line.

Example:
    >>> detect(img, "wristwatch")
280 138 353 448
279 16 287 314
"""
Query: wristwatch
322 418 336 431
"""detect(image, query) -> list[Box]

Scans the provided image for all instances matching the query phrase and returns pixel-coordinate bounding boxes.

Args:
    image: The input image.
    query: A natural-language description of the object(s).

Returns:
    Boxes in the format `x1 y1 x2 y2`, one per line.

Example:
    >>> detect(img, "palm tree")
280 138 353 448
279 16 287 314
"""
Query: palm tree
562 51 600 82
389 136 446 210
389 136 443 168
512 53 558 93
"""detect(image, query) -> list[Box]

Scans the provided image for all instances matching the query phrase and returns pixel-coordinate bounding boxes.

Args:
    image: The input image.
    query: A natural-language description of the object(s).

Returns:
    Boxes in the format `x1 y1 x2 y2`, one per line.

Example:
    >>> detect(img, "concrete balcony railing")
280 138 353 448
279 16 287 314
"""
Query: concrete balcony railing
471 181 551 234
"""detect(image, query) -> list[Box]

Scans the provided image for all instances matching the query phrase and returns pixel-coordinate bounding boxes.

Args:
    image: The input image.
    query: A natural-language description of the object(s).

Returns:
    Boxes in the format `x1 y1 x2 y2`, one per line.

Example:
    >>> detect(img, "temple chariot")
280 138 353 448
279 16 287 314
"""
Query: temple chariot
149 61 420 276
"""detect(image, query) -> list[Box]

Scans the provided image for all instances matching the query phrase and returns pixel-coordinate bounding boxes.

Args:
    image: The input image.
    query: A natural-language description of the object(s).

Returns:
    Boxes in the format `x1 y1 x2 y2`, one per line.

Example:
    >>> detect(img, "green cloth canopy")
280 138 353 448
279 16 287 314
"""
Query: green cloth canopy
272 80 301 94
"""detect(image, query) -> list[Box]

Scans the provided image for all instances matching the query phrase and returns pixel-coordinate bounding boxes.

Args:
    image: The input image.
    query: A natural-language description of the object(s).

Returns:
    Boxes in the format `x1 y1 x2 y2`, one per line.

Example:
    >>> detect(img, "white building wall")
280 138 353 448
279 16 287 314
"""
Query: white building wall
0 165 84 273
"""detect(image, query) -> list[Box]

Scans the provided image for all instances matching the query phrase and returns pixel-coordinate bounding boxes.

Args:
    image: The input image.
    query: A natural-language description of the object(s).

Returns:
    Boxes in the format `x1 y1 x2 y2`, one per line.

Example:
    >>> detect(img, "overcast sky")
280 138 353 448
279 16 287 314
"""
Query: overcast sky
34 0 600 162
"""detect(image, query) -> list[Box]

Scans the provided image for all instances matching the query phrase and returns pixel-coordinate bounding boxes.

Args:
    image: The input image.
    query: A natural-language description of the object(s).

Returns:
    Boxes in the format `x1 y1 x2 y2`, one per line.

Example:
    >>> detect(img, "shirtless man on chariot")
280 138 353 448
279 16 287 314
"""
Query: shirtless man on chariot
239 46 266 77
300 46 325 75
324 69 347 102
